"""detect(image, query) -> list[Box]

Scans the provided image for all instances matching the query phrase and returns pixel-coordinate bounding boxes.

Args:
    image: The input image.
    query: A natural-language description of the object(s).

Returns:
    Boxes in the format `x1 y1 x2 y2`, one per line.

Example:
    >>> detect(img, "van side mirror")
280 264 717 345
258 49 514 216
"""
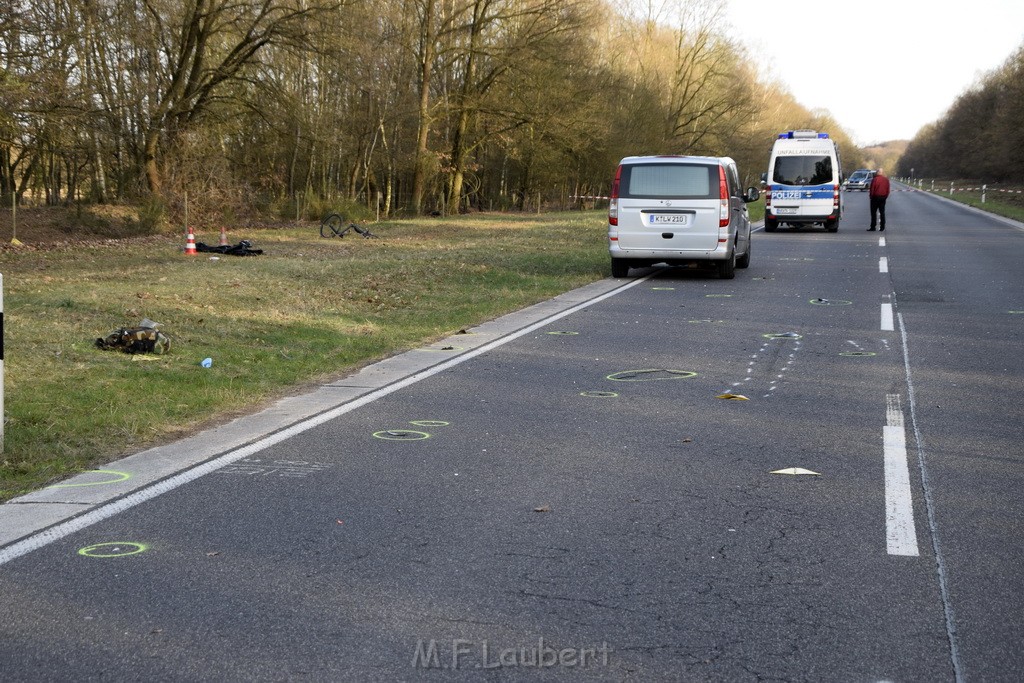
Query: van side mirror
744 187 760 203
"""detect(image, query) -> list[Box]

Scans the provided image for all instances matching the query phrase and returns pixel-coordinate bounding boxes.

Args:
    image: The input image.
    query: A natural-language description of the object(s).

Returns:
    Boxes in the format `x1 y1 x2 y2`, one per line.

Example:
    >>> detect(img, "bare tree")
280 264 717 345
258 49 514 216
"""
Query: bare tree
124 0 339 195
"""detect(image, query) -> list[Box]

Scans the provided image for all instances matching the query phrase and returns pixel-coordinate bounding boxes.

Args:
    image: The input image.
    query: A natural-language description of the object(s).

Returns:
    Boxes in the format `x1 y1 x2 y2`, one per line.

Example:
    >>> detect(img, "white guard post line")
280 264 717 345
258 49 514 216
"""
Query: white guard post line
884 394 920 556
906 183 1024 234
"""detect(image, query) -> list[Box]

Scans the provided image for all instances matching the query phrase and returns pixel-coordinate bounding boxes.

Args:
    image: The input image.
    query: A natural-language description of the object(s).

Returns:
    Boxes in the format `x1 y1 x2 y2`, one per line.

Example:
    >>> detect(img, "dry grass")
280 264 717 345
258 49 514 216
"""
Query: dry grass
0 209 609 500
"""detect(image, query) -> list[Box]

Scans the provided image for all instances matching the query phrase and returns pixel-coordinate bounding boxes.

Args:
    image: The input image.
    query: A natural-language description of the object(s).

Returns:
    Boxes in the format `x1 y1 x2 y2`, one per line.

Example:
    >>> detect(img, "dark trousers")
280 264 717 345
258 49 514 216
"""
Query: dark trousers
870 196 887 229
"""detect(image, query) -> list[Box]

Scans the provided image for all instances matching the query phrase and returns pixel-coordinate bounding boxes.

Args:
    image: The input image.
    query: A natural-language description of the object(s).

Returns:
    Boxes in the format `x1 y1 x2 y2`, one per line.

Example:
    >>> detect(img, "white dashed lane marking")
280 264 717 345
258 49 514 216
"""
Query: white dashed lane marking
885 394 920 556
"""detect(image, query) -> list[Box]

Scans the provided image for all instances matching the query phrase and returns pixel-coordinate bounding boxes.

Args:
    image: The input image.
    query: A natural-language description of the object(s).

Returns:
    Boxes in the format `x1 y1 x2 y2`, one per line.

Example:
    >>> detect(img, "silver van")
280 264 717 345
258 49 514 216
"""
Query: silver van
608 155 760 279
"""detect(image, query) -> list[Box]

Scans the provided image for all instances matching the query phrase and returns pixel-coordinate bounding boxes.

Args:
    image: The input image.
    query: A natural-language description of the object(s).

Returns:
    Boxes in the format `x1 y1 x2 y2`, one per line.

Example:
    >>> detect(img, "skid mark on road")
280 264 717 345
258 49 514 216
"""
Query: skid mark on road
730 334 802 397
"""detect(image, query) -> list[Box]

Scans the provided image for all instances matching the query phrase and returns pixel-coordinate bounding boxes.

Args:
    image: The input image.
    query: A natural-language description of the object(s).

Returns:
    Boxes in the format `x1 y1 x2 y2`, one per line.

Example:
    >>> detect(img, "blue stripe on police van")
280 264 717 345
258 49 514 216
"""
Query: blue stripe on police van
772 185 834 200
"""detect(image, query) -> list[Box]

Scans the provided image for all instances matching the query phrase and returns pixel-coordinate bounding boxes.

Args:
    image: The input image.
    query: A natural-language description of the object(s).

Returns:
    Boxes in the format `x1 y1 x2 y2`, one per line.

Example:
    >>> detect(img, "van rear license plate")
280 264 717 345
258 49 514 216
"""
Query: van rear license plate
650 215 688 225
775 207 798 215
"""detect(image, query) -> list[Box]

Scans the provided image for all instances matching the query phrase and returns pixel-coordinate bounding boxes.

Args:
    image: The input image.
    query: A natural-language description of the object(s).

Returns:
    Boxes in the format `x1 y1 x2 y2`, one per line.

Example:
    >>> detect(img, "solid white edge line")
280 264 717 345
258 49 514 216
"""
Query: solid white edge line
881 303 894 331
0 275 654 567
897 310 964 682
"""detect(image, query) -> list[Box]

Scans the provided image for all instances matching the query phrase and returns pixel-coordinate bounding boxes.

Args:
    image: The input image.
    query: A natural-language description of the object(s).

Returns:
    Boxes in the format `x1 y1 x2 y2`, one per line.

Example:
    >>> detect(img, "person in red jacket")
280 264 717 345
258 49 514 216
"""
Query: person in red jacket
868 169 891 231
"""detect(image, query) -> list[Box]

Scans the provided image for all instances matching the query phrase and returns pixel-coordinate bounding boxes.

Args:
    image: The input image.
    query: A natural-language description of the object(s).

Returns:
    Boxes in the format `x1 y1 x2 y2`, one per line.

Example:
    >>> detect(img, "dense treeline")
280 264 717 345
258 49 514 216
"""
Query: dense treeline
898 43 1024 183
0 0 863 226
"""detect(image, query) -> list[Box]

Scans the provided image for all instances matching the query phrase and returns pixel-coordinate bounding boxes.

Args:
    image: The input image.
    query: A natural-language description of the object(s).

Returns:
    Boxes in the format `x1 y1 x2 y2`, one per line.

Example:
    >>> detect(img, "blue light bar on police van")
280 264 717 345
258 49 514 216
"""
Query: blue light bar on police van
778 130 829 140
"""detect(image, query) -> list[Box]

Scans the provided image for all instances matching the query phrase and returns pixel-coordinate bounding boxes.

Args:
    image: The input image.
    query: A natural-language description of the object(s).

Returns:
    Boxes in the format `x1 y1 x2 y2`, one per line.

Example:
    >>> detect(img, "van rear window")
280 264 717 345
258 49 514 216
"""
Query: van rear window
773 156 833 185
620 164 715 199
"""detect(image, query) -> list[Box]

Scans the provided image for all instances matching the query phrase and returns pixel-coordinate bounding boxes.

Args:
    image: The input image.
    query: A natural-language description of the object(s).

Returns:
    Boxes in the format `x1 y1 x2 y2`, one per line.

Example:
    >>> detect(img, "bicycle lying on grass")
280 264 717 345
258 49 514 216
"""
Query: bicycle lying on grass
320 214 379 238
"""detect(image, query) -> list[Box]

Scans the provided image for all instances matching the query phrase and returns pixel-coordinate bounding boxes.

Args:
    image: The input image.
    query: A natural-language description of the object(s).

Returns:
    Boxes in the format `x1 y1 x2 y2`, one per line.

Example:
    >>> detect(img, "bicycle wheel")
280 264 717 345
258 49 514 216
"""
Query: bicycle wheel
320 213 346 238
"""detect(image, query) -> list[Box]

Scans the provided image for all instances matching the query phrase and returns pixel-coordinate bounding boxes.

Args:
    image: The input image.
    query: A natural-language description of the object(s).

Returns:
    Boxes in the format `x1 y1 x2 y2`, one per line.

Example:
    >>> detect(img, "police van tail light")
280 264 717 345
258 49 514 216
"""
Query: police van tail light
832 184 840 209
765 185 772 207
718 166 729 228
609 165 622 227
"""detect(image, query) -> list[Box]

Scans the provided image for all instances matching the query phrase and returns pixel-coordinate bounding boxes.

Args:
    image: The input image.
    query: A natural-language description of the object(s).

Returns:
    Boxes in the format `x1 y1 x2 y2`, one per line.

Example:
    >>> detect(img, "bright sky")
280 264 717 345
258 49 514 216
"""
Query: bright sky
724 0 1024 144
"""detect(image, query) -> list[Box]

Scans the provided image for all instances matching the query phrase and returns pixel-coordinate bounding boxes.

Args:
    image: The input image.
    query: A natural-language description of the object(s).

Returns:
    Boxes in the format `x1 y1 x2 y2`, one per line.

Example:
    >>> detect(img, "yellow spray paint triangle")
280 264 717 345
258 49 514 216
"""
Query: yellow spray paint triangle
10 237 22 246
770 467 820 476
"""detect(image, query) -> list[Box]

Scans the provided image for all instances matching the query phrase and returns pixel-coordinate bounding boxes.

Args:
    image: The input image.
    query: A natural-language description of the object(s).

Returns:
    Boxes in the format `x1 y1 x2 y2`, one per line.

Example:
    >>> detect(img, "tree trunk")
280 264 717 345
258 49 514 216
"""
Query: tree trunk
445 0 485 214
411 0 435 215
144 129 162 195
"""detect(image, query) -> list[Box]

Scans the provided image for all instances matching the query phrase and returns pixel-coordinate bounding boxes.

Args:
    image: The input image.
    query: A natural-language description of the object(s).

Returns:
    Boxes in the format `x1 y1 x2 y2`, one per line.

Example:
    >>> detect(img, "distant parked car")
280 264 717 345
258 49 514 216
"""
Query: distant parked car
845 169 874 191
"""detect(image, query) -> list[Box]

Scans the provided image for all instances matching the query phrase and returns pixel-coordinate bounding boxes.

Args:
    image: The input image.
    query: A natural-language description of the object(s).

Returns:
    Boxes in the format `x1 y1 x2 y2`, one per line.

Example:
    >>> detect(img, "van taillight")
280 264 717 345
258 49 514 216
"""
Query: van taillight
765 186 772 207
718 166 729 227
832 184 840 208
609 165 622 226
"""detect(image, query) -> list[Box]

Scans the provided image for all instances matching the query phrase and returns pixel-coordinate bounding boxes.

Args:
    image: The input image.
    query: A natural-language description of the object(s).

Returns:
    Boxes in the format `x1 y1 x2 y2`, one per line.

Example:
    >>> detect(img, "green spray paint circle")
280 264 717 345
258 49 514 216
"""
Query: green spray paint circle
1008 311 1024 315
809 298 852 306
607 369 698 382
78 542 148 558
580 391 618 398
48 470 132 489
547 331 579 335
763 333 802 340
373 430 431 441
409 420 449 427
840 351 877 357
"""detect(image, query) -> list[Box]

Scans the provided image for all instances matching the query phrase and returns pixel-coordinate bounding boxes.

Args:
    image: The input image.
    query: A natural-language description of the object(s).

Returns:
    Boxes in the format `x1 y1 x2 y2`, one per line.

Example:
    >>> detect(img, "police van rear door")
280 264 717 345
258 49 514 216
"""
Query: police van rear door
616 161 720 252
771 151 836 219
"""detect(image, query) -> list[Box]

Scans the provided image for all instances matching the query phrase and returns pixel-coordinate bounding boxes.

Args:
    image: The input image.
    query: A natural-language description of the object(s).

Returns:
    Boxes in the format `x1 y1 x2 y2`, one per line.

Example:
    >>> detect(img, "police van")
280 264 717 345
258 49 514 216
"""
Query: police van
764 130 843 232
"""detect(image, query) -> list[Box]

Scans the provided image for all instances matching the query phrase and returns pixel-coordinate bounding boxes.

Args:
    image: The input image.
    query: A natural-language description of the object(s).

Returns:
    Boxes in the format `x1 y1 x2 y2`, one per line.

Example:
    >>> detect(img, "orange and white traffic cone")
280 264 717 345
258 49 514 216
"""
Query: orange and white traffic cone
219 225 228 246
184 227 197 255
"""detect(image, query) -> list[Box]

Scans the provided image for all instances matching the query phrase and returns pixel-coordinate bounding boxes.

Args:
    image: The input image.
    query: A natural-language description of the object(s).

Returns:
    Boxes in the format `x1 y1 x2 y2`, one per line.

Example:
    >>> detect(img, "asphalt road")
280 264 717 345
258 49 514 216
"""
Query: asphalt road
1 186 1021 681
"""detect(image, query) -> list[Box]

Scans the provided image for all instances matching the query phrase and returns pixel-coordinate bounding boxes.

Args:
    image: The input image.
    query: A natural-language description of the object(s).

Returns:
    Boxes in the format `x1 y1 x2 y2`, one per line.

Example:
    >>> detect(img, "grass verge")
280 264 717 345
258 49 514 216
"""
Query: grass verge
0 211 609 501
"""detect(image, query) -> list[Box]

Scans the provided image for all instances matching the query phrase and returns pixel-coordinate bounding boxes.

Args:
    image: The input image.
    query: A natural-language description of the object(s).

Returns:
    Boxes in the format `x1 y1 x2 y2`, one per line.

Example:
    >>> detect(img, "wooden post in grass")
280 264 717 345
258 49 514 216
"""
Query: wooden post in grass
11 191 19 245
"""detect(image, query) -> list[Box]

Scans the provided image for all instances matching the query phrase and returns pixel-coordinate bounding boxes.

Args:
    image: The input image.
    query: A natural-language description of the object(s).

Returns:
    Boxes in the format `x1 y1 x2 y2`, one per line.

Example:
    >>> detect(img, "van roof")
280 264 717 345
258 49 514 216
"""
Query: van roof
619 155 735 166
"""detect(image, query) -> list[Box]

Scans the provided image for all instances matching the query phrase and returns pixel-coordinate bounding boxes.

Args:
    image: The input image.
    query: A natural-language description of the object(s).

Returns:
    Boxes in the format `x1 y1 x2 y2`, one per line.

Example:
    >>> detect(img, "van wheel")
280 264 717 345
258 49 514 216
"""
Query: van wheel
764 218 778 232
737 240 751 269
825 218 839 232
718 252 736 279
611 258 630 278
